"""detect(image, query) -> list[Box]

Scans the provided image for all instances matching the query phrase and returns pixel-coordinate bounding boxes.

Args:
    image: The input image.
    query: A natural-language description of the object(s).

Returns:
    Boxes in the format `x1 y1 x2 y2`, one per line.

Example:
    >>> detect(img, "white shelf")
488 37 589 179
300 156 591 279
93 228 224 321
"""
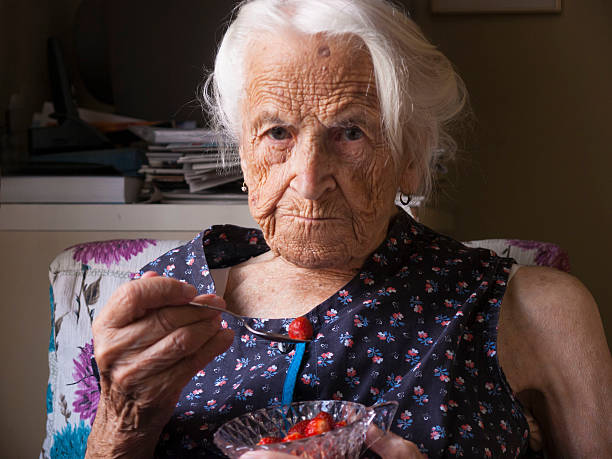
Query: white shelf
0 203 257 231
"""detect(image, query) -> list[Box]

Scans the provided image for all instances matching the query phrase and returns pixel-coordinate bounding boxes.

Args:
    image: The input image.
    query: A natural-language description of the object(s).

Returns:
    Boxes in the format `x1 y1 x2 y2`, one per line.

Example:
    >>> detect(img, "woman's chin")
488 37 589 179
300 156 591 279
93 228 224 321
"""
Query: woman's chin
273 239 357 271
263 215 374 271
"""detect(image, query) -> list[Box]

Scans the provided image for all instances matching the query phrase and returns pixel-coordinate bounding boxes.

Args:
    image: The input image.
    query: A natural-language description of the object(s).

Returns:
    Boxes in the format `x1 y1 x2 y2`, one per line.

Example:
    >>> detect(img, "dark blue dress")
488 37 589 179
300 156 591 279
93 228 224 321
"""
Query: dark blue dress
136 210 533 457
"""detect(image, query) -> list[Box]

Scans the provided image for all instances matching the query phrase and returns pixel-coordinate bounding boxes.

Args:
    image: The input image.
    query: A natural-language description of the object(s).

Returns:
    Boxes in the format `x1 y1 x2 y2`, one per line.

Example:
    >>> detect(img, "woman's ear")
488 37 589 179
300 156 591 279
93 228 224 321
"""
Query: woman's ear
238 146 249 185
398 155 421 196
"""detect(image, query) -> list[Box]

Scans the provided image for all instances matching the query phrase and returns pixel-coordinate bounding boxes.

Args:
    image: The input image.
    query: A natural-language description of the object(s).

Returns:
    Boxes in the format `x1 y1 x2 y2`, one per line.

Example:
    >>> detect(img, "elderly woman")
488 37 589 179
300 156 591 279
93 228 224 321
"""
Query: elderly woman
86 0 611 458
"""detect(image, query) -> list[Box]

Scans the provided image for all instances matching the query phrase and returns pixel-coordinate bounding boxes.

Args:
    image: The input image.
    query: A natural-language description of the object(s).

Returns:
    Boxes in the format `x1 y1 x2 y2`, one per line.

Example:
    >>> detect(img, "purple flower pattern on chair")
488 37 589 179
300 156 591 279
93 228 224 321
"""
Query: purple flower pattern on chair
506 240 570 272
70 239 157 268
71 340 99 425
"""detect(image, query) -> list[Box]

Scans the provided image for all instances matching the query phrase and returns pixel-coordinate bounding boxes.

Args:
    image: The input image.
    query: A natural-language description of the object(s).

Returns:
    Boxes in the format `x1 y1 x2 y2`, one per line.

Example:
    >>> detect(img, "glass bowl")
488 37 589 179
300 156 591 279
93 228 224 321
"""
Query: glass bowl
213 400 398 459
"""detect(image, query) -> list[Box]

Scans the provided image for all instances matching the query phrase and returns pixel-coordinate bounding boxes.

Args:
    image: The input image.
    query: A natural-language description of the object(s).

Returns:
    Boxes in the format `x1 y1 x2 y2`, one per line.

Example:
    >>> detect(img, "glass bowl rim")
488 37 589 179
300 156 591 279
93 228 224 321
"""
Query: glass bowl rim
213 399 372 452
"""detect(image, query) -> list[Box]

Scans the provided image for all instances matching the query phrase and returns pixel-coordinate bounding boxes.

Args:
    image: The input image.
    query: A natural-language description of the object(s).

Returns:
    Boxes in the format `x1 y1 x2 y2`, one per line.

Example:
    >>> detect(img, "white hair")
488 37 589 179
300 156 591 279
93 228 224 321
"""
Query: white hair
201 0 467 197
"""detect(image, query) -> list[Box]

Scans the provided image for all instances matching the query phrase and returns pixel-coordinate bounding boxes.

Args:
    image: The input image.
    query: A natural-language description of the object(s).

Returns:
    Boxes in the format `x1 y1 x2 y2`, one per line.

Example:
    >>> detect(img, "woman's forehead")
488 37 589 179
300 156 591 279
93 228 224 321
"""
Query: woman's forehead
243 33 379 120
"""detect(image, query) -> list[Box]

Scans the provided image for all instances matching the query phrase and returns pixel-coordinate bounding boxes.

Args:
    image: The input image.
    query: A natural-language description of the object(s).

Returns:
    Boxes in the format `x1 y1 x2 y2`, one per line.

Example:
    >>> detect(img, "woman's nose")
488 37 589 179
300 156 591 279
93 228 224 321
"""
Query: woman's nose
290 136 337 201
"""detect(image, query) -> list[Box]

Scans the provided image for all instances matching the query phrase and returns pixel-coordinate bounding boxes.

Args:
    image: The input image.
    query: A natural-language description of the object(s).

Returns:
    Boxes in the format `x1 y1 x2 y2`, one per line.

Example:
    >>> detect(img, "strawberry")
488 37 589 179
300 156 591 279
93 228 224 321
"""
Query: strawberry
334 420 347 428
282 431 305 442
288 316 313 340
288 419 310 435
257 436 282 445
314 411 334 424
304 415 333 437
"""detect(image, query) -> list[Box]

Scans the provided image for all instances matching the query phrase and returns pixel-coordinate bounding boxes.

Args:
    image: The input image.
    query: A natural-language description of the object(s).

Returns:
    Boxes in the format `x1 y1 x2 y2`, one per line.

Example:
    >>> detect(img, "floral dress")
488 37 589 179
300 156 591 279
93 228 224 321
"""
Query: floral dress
134 210 534 458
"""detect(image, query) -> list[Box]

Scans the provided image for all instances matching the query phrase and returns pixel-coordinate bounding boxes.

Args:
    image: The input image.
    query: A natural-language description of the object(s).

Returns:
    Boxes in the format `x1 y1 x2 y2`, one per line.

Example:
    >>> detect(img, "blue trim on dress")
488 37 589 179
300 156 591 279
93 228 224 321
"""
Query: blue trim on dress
282 342 306 406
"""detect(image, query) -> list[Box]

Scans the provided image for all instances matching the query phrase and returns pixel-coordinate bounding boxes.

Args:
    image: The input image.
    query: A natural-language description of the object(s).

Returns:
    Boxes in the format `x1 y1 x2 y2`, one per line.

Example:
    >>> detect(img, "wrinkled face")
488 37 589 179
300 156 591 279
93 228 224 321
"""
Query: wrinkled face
240 33 405 270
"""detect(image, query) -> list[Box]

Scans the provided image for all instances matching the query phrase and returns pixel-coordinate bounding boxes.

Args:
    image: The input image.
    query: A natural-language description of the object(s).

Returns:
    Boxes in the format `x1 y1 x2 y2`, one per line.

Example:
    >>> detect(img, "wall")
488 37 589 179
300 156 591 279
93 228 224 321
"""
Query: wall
412 1 612 345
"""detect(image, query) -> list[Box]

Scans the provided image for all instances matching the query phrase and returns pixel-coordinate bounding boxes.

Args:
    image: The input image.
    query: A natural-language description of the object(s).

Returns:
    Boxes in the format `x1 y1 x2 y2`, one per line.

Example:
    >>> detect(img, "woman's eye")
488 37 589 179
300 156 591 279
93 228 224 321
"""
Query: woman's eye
343 126 364 141
267 126 290 141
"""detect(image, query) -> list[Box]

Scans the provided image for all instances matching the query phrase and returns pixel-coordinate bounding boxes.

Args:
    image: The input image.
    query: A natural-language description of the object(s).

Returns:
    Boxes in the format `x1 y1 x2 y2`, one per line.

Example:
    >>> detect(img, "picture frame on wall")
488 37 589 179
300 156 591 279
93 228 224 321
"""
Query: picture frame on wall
431 0 562 14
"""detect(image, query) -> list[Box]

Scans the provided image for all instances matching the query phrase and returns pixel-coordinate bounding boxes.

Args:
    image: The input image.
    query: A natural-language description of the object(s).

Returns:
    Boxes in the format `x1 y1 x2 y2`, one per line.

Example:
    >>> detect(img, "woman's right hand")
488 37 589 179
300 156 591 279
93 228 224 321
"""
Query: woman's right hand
86 271 234 458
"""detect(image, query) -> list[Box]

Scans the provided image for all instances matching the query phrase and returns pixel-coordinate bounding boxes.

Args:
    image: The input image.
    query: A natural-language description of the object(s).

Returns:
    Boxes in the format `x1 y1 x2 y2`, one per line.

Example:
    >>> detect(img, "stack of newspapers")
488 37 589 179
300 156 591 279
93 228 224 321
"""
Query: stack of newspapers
131 126 244 203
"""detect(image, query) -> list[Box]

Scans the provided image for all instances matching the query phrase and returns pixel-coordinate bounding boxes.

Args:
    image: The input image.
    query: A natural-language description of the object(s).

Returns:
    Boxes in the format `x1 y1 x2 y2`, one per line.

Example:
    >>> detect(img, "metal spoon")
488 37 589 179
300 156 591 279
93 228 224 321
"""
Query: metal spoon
188 301 312 344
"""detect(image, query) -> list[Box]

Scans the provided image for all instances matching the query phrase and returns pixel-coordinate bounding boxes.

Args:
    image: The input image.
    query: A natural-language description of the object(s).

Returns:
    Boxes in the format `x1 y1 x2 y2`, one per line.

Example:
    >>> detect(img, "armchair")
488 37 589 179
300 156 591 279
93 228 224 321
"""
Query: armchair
40 235 569 457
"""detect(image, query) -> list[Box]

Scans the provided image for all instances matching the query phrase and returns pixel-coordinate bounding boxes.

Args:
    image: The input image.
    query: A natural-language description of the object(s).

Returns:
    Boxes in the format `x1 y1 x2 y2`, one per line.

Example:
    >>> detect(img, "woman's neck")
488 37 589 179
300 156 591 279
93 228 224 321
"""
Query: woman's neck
222 251 359 318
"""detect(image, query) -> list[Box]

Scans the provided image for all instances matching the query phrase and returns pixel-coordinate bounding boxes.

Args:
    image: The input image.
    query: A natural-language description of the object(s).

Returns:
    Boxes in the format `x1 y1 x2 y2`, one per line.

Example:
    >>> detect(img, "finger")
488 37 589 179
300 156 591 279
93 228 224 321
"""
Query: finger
150 294 227 337
140 270 158 279
96 277 198 328
190 293 227 309
367 425 424 458
110 315 228 382
143 294 227 342
134 295 227 343
99 329 234 417
115 314 223 371
182 328 234 380
94 301 225 366
107 327 234 401
158 328 233 403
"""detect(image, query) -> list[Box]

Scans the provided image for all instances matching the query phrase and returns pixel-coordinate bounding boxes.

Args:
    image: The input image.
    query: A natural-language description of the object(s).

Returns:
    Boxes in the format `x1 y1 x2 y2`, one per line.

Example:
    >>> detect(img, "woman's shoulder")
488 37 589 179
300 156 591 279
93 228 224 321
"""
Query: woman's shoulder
498 266 612 455
501 266 598 344
499 266 600 389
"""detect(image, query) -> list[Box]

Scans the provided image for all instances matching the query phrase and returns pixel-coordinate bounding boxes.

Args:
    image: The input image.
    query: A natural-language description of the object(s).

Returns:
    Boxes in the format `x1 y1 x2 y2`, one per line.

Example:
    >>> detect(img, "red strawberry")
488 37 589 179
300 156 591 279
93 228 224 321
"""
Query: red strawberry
334 420 347 429
314 411 334 426
282 431 305 442
257 436 282 445
304 415 333 437
288 316 313 340
288 419 310 435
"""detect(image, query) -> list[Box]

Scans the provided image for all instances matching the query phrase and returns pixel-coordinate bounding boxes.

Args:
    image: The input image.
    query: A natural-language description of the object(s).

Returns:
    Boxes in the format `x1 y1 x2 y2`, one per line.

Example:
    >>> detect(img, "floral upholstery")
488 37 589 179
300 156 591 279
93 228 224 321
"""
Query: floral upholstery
42 239 185 458
40 236 569 458
463 239 570 272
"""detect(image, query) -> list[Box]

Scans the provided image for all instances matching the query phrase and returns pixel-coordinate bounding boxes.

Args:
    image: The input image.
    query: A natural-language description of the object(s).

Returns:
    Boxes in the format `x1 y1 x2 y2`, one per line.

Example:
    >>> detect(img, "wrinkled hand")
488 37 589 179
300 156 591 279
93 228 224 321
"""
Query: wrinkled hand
365 425 426 458
238 426 425 459
87 271 234 458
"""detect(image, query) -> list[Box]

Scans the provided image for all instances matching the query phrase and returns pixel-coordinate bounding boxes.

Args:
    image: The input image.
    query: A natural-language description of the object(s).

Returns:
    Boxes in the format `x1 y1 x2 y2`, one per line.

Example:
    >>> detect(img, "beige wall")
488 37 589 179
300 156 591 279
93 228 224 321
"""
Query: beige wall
412 1 612 345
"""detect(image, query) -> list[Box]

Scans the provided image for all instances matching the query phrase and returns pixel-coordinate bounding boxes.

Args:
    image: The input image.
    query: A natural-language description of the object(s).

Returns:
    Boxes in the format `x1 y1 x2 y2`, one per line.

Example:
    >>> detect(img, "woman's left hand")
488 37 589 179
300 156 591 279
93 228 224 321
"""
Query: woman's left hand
238 429 426 459
365 426 427 458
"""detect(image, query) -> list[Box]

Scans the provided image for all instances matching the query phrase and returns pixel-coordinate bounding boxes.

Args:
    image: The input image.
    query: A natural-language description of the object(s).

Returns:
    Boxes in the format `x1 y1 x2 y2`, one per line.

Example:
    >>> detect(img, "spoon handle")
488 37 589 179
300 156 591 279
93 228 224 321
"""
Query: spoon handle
187 301 311 344
187 301 244 322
